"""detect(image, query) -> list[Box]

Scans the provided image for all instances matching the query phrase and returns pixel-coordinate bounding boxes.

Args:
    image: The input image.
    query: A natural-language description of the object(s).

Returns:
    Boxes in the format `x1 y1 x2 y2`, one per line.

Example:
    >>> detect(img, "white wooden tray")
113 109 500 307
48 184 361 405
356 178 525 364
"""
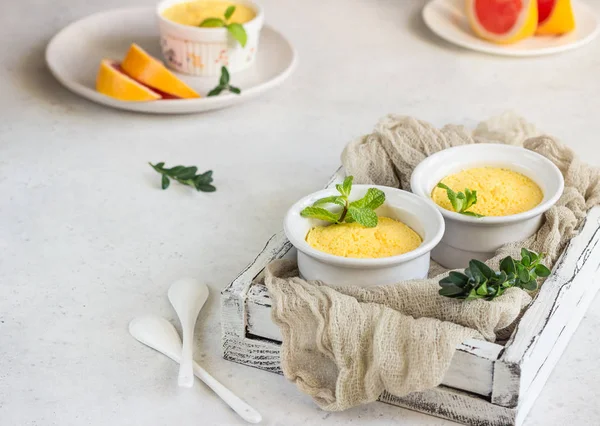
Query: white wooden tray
221 168 600 426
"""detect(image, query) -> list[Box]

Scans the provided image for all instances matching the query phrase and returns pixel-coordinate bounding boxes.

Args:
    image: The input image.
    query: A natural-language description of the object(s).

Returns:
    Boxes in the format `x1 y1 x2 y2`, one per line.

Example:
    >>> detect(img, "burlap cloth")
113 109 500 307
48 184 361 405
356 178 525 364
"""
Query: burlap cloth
263 113 600 411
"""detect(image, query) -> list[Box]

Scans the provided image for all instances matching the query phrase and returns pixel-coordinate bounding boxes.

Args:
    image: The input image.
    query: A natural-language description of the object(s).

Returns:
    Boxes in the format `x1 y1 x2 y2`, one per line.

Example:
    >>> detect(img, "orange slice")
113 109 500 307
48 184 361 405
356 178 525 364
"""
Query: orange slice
536 0 575 35
96 60 161 101
466 0 538 44
121 44 200 99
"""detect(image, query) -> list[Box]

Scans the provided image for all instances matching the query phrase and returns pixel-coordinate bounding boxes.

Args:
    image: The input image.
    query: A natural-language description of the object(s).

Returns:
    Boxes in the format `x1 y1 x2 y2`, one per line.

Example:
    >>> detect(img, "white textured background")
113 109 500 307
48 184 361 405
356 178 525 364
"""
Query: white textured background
1 0 599 425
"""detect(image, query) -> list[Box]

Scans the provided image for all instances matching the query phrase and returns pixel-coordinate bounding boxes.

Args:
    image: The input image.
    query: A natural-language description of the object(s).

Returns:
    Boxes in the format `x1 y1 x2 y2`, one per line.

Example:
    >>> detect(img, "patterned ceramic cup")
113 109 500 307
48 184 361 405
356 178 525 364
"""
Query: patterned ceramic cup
156 0 264 76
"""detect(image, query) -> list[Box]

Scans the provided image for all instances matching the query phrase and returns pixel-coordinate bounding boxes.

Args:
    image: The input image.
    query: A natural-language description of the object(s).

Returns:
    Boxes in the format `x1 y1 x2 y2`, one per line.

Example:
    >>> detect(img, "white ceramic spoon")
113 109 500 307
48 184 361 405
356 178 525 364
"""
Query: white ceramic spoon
129 315 262 424
168 278 209 388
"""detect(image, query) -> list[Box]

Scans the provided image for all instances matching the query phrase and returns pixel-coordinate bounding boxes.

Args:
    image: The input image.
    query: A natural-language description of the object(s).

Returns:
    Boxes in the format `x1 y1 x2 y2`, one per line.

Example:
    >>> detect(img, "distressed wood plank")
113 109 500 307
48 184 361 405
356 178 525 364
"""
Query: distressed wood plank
492 361 521 408
514 271 600 425
497 207 600 407
382 387 516 426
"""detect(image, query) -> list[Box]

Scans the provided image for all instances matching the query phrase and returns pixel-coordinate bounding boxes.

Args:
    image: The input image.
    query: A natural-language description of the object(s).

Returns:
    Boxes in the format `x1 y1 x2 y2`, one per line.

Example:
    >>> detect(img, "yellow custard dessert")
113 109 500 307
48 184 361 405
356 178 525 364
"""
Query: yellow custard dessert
306 217 422 259
431 167 543 217
162 1 256 26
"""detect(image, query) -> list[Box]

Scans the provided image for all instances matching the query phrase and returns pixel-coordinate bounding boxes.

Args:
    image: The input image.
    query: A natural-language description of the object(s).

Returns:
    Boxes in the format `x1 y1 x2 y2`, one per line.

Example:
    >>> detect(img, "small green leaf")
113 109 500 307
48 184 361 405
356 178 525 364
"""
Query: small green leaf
476 282 488 296
535 264 551 277
500 256 516 274
196 183 217 192
350 188 385 210
228 85 241 94
313 196 345 207
466 288 482 300
437 183 459 212
522 280 538 291
226 23 247 47
522 255 531 267
518 267 530 283
161 175 170 190
439 285 466 297
199 17 226 27
341 176 353 197
443 271 469 286
207 86 224 97
224 5 236 20
521 248 532 260
347 207 378 228
177 166 198 179
155 162 165 169
219 66 230 86
167 165 185 175
461 211 485 218
470 259 494 279
300 206 340 223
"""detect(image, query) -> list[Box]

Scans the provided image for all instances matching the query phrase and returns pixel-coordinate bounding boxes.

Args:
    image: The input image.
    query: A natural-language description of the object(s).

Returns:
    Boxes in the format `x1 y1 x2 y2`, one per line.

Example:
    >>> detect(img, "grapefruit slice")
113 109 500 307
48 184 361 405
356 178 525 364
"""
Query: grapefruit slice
536 0 575 35
120 44 200 99
466 0 538 44
96 60 161 102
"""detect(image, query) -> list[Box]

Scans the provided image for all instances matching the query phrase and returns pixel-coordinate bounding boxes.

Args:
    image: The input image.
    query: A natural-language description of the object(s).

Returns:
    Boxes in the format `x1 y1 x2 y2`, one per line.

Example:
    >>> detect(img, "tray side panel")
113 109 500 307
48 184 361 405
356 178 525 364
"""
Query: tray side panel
497 207 600 408
381 387 516 426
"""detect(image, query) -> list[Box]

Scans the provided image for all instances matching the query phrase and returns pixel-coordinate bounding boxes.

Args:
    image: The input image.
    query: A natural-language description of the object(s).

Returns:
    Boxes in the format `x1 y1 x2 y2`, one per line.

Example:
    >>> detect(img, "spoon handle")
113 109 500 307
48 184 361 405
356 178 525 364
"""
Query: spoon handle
178 326 194 388
193 360 262 424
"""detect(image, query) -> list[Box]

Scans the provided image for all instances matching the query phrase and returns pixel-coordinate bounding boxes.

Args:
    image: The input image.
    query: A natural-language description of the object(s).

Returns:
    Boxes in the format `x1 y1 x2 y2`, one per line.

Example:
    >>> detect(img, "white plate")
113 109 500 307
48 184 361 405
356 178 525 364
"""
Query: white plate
46 7 297 114
423 0 599 57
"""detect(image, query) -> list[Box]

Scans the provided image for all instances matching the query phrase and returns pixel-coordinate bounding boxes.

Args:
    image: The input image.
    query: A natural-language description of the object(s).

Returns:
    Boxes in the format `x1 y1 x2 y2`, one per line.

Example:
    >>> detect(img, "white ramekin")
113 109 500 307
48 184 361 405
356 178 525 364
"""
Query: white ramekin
410 144 564 269
283 185 445 287
156 0 264 76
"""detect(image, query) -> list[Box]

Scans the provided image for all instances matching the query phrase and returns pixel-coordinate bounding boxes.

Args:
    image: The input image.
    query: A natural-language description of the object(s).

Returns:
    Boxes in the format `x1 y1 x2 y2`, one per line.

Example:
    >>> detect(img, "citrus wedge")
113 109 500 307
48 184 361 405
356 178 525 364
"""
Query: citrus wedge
120 44 200 99
536 0 576 35
96 60 161 102
466 0 538 44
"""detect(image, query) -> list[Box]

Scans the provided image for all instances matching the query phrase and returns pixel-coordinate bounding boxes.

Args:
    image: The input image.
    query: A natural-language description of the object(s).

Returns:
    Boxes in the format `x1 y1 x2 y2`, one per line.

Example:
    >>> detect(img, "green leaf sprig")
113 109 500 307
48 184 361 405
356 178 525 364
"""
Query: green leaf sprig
207 67 241 96
149 162 216 192
198 5 247 47
439 248 551 301
436 183 484 218
300 176 385 228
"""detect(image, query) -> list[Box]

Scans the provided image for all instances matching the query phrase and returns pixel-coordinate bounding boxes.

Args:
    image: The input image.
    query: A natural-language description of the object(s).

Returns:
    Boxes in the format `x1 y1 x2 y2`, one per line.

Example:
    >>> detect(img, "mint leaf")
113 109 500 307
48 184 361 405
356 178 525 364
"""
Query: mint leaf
224 5 236 20
335 176 353 197
437 183 460 212
300 206 339 223
461 211 485 218
229 86 241 94
350 188 385 210
535 264 551 277
500 256 516 275
219 66 230 86
207 86 224 97
470 259 495 279
199 17 226 27
150 162 215 193
161 175 170 190
313 196 345 207
177 166 198 179
347 207 377 228
226 23 247 47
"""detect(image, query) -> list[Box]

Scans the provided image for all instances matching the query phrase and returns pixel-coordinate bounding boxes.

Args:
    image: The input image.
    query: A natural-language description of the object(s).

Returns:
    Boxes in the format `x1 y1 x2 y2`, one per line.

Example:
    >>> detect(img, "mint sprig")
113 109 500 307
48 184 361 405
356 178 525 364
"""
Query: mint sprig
198 5 247 47
300 176 385 228
439 248 551 301
207 67 241 96
436 183 484 218
149 162 216 192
